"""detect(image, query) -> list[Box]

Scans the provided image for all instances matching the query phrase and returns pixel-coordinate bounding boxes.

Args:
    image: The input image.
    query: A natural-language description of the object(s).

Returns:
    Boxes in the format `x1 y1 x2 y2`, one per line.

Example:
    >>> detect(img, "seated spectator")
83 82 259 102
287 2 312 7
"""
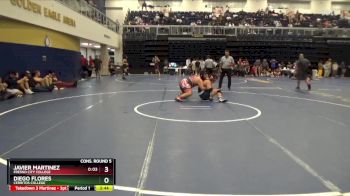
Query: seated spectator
27 71 53 92
6 71 31 96
262 59 269 73
251 64 258 77
0 77 16 100
33 70 54 89
253 59 261 76
52 72 78 89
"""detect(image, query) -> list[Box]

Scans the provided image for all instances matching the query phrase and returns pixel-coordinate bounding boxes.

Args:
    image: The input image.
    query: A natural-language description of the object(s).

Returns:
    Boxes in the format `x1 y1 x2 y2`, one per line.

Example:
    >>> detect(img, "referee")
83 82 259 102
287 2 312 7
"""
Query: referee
219 50 235 90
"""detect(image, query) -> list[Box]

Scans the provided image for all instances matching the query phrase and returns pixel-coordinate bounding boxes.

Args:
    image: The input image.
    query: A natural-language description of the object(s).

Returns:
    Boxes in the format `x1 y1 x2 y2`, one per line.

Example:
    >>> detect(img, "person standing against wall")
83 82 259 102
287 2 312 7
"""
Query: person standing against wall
81 55 88 79
219 50 235 90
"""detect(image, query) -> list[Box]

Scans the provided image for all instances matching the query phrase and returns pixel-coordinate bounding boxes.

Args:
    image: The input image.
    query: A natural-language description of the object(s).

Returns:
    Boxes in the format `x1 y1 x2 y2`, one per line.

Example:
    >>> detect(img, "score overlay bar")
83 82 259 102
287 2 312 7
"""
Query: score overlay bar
7 158 116 192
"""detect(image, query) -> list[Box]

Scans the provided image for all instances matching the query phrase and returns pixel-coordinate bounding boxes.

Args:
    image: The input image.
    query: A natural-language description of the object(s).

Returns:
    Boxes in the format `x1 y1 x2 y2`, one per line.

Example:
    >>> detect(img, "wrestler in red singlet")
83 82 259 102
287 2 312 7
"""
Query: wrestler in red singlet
175 74 205 102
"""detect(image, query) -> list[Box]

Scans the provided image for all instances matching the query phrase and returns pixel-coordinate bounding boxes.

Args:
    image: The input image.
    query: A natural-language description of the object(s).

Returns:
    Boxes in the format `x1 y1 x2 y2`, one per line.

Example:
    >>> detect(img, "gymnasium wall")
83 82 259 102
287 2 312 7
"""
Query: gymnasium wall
0 17 81 81
0 0 119 48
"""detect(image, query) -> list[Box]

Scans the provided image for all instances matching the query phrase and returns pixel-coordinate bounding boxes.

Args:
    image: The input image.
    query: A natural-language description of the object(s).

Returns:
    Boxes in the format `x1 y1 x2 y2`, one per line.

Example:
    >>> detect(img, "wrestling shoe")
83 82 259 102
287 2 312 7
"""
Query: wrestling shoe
219 97 227 103
24 89 34 94
175 97 184 102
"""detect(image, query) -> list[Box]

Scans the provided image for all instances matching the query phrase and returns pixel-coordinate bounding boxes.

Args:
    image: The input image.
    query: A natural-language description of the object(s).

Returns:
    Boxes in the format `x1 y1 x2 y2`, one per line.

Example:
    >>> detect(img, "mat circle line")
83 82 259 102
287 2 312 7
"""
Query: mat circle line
134 100 261 123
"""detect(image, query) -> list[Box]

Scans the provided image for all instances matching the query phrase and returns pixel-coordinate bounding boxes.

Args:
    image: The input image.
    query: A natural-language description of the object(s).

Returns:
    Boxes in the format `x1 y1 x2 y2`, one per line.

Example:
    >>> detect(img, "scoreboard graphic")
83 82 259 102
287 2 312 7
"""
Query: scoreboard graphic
7 158 116 192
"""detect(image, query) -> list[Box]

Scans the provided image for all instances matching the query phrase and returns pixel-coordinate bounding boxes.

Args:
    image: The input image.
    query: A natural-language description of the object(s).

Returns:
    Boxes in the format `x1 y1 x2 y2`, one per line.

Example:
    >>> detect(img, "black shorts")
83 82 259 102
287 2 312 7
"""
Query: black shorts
199 89 212 100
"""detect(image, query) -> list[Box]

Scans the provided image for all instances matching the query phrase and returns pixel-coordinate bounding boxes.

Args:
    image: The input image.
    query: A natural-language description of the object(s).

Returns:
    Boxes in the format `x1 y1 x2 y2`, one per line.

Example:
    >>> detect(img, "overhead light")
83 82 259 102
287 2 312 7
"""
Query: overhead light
88 43 93 46
94 45 101 48
111 49 115 52
81 43 89 46
107 48 110 50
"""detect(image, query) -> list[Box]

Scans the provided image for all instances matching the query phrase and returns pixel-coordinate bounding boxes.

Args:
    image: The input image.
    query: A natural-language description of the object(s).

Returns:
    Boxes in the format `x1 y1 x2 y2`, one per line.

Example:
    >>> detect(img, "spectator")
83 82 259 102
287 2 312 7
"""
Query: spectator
81 54 88 78
141 0 147 11
0 77 15 100
204 55 215 74
194 60 201 75
254 59 261 76
340 61 346 77
5 72 25 96
185 57 191 68
199 58 205 71
270 59 278 71
27 71 53 92
52 72 78 89
33 70 54 89
191 58 197 74
323 58 332 77
332 61 339 77
94 56 102 79
125 10 349 28
122 55 129 80
152 55 161 78
88 56 95 77
317 60 324 78
262 59 269 74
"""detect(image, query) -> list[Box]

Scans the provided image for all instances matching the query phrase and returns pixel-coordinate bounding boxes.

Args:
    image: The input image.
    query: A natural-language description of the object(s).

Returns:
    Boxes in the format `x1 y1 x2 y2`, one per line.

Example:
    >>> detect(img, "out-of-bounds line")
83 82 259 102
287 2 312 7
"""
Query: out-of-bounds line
116 78 248 85
317 89 342 92
317 115 348 127
85 105 94 110
180 106 211 108
239 87 282 90
246 78 272 84
115 78 169 85
180 107 213 110
135 120 158 196
246 121 341 193
0 157 7 165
